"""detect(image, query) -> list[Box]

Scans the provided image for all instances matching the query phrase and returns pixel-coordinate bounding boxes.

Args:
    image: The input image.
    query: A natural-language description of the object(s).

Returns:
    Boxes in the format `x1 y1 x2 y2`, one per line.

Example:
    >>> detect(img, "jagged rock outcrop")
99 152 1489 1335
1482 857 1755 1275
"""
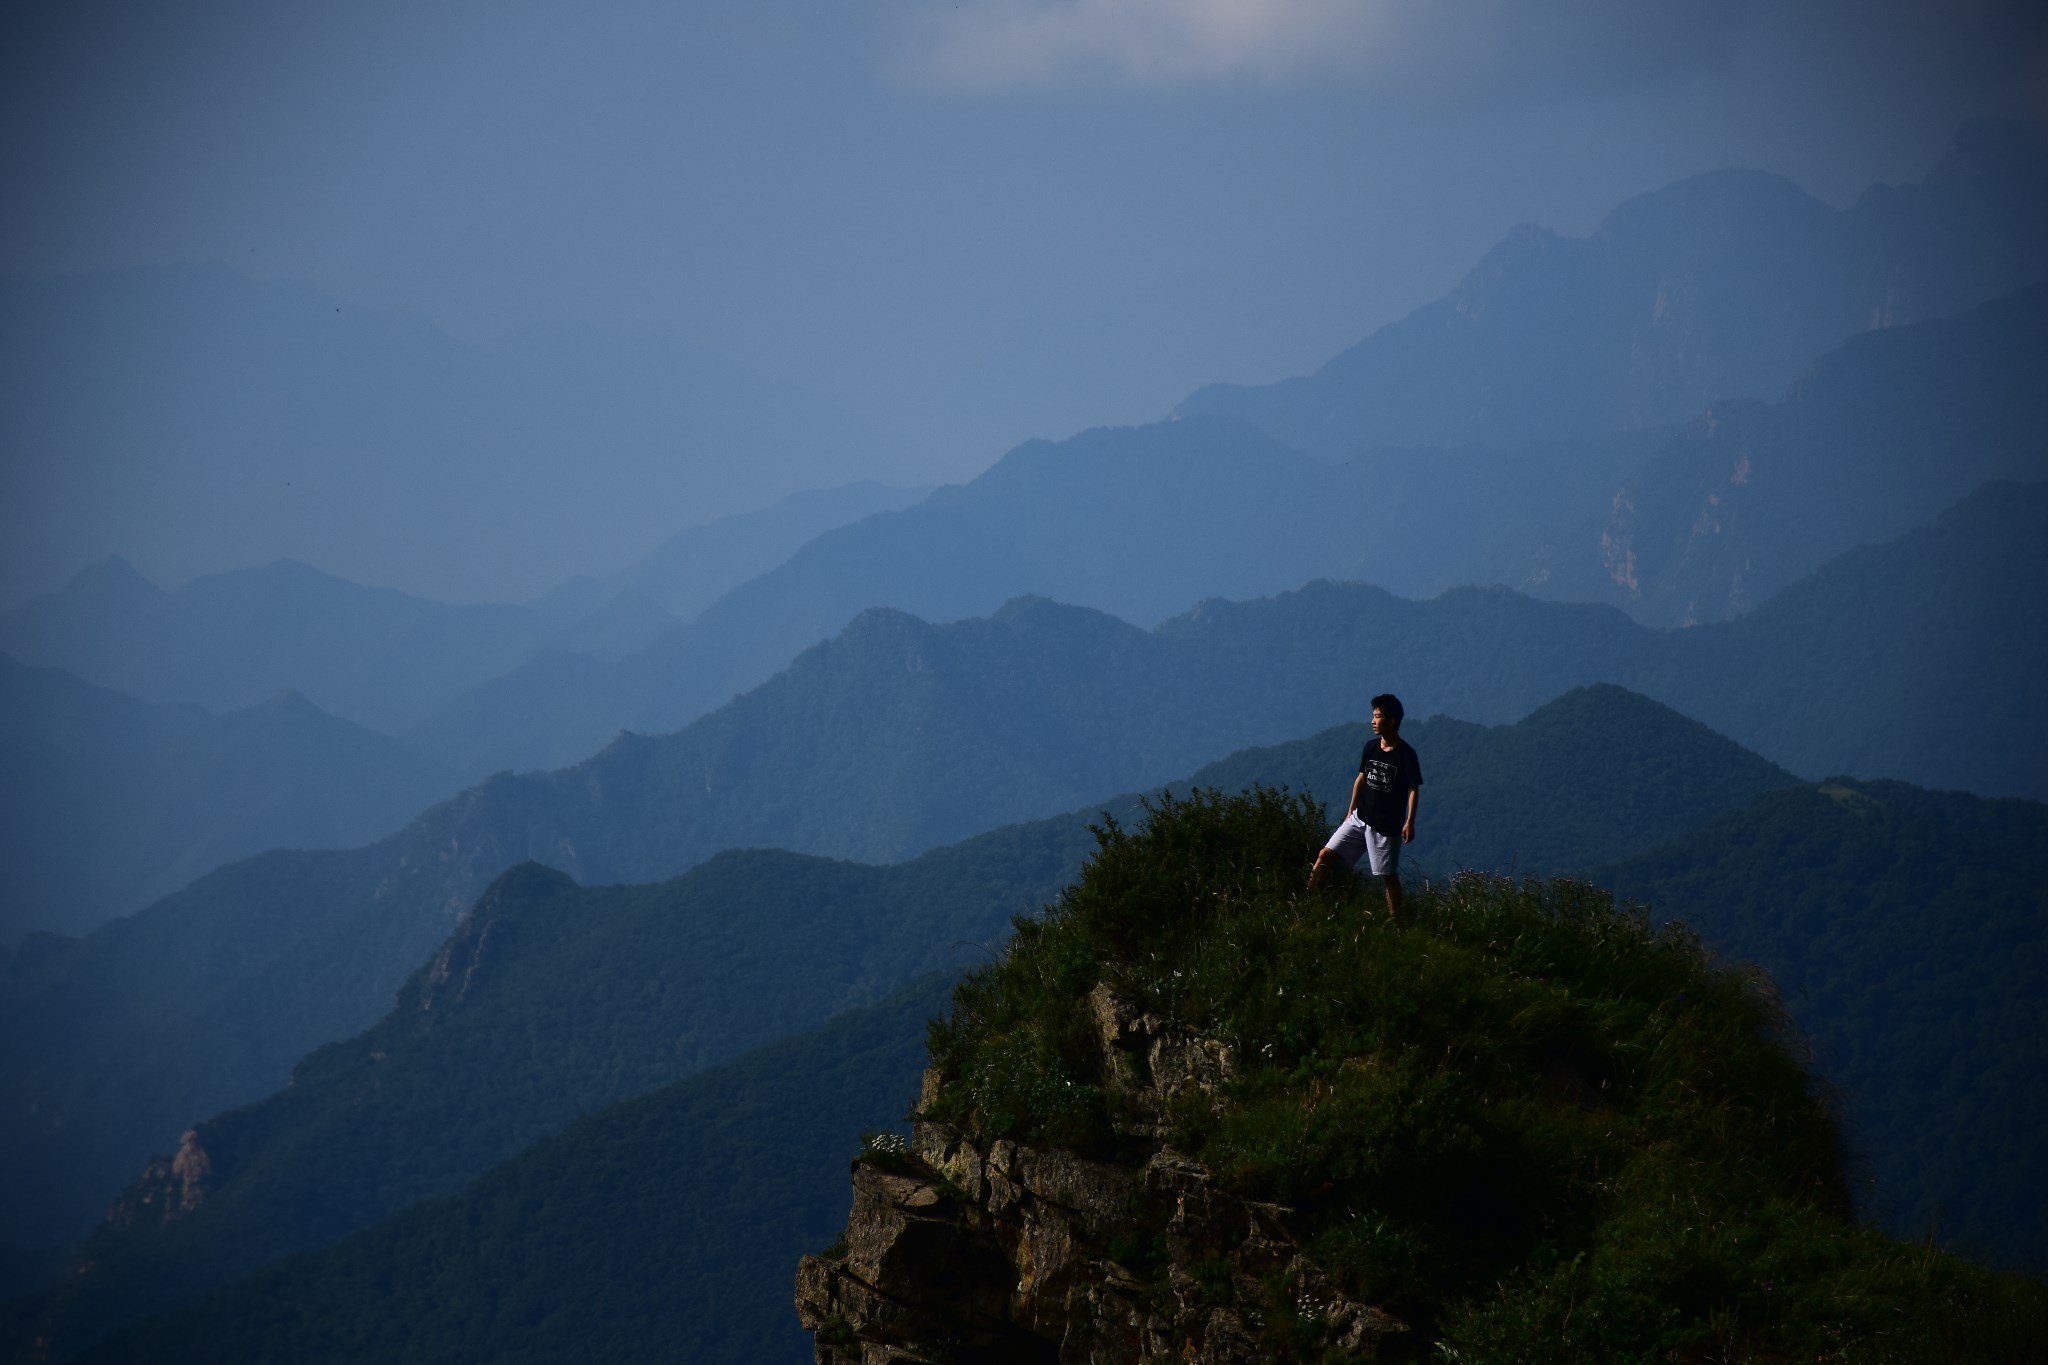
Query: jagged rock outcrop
795 986 1407 1363
102 1129 212 1231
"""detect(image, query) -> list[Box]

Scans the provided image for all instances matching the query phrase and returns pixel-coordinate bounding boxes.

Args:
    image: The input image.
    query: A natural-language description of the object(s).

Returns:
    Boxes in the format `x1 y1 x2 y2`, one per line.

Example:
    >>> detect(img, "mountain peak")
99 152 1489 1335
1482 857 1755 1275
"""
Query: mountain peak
1595 166 1827 246
56 556 161 604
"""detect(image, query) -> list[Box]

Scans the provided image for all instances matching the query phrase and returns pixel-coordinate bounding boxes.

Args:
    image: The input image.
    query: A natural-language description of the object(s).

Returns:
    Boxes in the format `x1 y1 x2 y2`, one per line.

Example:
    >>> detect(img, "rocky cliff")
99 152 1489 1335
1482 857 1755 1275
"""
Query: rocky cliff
797 985 1409 1363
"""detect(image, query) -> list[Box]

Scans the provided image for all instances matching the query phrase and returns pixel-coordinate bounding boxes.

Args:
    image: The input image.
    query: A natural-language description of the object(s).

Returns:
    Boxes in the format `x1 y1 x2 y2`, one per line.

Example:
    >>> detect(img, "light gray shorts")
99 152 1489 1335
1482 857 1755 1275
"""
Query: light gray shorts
1324 811 1400 877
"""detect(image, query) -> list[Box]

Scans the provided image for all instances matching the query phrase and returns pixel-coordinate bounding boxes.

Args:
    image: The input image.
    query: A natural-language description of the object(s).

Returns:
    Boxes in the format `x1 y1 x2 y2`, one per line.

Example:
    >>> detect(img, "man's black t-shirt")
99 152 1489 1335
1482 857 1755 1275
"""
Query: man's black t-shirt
1353 738 1422 836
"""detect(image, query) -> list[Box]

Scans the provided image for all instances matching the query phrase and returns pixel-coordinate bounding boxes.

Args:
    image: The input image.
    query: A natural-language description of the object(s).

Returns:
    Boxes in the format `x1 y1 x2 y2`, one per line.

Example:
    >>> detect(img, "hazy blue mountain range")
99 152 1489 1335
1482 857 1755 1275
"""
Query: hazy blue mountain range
0 556 668 735
1514 284 2048 625
3 484 2037 1262
407 281 2048 780
0 656 462 941
55 977 952 1365
3 481 934 741
0 485 924 933
1 684 1797 1353
531 479 931 625
404 416 1388 777
0 585 1635 1258
0 263 893 608
13 127 2039 787
45 767 2048 1360
1178 118 2048 458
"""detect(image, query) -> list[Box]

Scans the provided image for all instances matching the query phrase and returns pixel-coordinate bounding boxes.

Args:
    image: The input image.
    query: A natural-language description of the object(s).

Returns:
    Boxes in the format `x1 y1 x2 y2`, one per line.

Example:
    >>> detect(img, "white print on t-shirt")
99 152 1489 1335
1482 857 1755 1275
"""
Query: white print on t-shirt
1364 757 1399 790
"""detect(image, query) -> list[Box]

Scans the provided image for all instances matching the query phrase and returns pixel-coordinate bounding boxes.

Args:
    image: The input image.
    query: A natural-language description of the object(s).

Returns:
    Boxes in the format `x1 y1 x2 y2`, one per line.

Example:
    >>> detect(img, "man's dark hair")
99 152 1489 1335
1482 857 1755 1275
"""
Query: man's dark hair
1370 693 1405 726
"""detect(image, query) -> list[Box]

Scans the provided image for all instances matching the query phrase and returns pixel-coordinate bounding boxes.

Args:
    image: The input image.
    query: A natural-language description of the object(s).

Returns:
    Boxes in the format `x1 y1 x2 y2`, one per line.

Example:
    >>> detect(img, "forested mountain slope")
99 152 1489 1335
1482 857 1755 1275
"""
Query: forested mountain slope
59 977 953 1365
0 829 1083 1358
78 774 2048 1363
20 708 2044 1358
1603 780 2048 1272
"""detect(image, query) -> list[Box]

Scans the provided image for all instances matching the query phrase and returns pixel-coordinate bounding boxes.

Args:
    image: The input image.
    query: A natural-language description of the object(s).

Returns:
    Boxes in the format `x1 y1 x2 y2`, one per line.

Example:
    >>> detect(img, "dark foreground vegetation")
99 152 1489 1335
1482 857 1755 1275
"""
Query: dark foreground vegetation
923 789 2047 1362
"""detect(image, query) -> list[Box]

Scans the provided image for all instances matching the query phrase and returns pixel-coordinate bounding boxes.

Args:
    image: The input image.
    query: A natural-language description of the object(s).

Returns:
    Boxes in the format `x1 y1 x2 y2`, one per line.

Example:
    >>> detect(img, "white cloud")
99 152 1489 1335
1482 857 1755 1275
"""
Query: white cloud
887 0 1782 98
896 0 1403 89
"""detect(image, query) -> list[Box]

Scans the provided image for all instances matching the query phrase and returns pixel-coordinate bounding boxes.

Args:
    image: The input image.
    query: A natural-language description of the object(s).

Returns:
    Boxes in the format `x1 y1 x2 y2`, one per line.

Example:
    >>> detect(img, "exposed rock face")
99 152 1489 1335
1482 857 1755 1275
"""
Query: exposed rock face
103 1129 212 1230
795 986 1407 1363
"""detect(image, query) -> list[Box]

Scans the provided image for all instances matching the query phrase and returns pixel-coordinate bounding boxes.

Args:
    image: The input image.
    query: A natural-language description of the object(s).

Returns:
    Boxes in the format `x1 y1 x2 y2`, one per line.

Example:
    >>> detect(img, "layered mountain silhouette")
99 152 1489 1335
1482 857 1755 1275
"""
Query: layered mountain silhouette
3 486 2037 1259
15 126 2041 794
405 416 1383 777
0 557 643 735
1178 118 2048 458
0 485 929 934
0 656 462 940
2 481 932 740
411 277 2048 780
5 115 2044 1360
3 685 1798 1354
532 479 930 625
23 761 2047 1359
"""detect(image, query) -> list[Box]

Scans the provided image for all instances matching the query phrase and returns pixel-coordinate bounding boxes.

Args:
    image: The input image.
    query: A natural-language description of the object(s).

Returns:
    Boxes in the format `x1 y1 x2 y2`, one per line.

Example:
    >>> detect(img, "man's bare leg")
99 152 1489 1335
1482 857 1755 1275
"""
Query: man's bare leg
1383 874 1403 917
1308 847 1339 891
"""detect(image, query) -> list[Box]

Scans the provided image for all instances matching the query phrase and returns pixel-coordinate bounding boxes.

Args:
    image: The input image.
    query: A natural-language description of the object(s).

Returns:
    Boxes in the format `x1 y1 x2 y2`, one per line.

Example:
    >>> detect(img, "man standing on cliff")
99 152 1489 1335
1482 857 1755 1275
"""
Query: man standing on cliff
1308 693 1422 915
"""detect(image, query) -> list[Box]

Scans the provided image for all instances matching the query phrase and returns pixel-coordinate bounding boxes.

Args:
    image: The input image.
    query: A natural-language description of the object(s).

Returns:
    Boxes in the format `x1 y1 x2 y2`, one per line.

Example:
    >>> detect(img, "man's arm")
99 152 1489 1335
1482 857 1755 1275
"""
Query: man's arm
1347 772 1366 818
1402 786 1419 844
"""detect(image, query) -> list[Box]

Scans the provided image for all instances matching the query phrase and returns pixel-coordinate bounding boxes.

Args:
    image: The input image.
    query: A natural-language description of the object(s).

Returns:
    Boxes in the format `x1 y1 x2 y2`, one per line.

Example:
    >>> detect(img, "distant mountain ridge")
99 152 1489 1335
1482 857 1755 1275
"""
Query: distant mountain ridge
409 278 2048 778
534 479 932 625
0 557 635 735
14 126 2040 794
0 484 929 933
405 416 1384 777
2 480 2037 1263
1178 118 2048 458
1514 284 2048 624
0 655 463 940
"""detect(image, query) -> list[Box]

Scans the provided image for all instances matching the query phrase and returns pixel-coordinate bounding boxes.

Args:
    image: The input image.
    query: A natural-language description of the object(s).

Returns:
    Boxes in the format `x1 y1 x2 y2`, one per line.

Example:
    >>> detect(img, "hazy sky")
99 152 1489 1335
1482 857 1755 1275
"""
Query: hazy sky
3 0 2044 601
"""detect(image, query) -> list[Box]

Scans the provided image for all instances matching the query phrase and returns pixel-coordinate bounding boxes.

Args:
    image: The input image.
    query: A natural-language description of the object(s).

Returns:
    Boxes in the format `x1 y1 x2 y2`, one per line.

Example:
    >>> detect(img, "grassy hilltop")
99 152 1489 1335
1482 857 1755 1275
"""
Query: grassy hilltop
922 789 2046 1362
